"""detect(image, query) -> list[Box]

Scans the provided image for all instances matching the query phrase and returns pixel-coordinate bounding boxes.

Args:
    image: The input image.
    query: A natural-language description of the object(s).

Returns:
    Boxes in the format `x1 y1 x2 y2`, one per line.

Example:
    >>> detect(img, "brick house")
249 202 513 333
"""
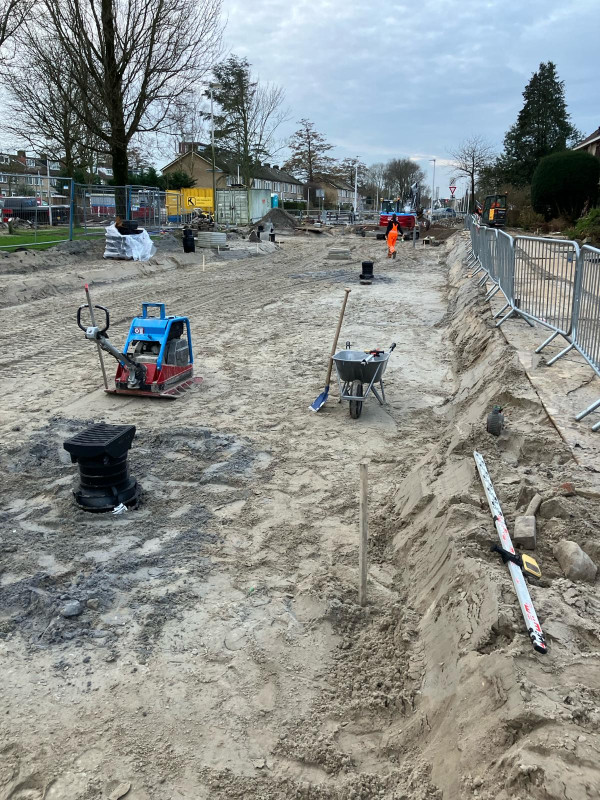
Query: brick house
160 145 304 203
0 150 63 197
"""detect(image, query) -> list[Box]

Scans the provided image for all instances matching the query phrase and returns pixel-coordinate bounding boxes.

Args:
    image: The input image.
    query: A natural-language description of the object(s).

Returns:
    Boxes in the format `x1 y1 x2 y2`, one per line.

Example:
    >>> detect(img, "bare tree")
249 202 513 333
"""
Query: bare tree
0 0 32 59
330 157 367 187
3 35 103 179
364 162 386 206
35 0 223 212
210 56 289 188
449 136 495 210
383 158 425 201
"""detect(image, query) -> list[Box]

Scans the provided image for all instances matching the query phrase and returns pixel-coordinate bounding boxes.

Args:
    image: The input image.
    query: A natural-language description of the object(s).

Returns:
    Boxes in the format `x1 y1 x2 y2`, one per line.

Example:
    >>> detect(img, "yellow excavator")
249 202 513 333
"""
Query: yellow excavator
478 193 507 227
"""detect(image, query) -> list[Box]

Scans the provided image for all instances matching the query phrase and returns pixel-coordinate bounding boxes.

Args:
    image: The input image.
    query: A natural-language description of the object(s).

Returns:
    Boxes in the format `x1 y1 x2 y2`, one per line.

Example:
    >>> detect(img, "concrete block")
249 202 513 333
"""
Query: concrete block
327 248 350 260
554 540 597 582
514 516 536 550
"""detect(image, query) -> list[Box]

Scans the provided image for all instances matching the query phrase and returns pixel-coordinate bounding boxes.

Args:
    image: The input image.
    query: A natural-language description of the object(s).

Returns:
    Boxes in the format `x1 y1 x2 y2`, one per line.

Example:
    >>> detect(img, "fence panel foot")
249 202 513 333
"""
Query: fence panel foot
546 342 575 366
535 330 560 354
575 397 600 422
497 308 515 327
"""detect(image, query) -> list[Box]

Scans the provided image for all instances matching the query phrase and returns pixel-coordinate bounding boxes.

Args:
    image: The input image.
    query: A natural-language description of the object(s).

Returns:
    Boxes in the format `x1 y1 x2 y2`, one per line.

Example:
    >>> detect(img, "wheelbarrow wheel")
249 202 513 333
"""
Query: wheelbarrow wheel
349 380 363 419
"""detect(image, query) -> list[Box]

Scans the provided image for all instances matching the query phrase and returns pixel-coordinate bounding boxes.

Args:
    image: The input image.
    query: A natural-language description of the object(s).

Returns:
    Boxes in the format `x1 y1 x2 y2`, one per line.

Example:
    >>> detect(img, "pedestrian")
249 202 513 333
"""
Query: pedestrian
385 214 402 259
268 221 275 242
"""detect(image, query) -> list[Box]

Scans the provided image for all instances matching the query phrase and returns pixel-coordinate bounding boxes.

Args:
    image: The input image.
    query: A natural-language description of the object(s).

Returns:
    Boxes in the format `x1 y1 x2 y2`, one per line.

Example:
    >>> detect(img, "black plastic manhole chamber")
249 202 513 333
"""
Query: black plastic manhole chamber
63 423 141 512
360 260 374 284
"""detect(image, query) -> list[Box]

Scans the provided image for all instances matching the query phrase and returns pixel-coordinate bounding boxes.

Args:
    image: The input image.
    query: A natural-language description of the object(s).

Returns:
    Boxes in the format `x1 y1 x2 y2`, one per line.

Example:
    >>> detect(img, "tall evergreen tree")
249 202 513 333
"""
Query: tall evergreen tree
500 62 581 185
283 119 335 182
209 56 287 189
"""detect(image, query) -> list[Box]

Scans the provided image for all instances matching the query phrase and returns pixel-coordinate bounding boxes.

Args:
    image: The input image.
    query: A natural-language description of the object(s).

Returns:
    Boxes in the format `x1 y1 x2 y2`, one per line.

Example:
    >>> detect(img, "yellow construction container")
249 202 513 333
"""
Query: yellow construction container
166 188 214 219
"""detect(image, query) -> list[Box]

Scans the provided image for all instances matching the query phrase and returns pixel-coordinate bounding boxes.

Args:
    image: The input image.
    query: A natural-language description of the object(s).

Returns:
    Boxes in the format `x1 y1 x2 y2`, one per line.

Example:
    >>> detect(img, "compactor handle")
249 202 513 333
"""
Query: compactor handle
142 302 166 319
77 304 109 333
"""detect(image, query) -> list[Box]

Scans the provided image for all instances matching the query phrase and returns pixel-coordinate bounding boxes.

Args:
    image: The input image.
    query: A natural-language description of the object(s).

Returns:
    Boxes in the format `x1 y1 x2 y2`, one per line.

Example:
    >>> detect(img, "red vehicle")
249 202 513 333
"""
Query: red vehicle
0 196 70 225
379 198 417 237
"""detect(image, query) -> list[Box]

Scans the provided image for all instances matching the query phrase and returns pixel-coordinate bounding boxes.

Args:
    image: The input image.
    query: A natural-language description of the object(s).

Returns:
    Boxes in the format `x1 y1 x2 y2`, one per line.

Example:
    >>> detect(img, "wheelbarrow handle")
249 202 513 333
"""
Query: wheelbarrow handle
389 342 396 352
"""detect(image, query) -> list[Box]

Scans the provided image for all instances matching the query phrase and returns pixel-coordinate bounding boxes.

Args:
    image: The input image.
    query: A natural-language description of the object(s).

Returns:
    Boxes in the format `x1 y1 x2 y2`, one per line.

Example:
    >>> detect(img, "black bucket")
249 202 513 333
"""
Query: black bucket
183 227 195 253
63 423 141 512
360 260 374 282
117 219 142 235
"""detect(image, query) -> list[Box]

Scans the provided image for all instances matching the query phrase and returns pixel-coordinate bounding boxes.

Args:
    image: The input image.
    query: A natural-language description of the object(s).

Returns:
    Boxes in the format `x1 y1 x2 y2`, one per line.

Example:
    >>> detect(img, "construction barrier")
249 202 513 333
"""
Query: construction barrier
465 215 600 431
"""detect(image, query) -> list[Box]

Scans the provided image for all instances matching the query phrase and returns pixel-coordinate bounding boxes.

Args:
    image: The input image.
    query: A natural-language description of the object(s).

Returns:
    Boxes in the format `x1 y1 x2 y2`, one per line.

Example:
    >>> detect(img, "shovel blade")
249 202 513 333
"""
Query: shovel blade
309 386 329 412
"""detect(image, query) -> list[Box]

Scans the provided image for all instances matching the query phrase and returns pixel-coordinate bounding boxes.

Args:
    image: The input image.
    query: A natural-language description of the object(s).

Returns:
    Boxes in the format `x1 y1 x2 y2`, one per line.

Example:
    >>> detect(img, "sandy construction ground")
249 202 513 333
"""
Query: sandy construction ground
0 229 599 799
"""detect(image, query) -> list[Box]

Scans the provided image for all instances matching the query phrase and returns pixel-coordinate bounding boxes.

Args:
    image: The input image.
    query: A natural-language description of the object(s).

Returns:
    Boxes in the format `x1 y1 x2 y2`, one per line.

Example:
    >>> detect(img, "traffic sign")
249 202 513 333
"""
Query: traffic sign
186 197 197 207
449 185 456 197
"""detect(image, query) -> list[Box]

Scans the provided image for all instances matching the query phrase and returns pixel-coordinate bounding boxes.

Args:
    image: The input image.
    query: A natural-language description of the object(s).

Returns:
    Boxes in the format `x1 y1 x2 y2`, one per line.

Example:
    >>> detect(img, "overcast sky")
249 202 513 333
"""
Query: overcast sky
221 0 598 195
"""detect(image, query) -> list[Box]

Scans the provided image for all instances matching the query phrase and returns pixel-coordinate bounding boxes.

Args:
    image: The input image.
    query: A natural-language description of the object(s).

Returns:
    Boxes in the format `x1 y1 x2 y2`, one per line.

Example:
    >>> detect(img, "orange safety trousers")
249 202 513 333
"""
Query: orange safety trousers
387 226 398 255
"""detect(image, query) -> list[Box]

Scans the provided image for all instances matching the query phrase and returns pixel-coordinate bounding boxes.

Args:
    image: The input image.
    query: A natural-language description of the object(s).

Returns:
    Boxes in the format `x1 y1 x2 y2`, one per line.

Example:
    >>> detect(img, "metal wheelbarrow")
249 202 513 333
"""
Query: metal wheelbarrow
332 342 396 418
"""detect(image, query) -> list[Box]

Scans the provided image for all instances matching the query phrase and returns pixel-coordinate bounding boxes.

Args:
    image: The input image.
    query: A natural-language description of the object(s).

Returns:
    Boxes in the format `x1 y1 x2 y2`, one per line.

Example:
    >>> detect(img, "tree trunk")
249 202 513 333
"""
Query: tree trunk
112 138 129 218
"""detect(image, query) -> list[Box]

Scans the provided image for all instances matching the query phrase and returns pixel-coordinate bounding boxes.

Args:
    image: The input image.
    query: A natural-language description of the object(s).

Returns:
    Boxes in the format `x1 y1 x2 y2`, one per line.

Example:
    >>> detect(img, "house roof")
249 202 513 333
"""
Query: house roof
168 146 304 186
573 126 600 150
253 164 303 186
314 175 357 192
160 149 223 173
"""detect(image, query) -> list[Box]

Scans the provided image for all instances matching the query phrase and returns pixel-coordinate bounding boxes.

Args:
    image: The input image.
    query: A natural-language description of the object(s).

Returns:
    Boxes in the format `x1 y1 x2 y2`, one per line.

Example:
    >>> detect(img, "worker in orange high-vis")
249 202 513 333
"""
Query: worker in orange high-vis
385 214 402 259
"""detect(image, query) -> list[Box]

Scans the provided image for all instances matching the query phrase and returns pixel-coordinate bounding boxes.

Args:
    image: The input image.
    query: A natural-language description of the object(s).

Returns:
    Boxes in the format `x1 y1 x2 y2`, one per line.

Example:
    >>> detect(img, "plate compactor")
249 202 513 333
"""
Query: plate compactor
78 293 199 398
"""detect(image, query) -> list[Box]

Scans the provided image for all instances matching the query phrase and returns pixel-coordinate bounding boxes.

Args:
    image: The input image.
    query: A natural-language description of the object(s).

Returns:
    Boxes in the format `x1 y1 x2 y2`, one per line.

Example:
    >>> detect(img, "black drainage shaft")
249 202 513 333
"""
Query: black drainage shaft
63 423 141 512
360 260 374 283
183 227 195 253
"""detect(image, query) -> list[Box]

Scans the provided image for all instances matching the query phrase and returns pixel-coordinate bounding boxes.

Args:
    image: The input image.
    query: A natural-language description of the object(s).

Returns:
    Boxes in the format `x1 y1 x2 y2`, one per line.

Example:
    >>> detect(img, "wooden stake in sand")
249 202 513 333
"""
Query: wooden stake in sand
359 461 368 606
202 254 205 272
84 283 109 391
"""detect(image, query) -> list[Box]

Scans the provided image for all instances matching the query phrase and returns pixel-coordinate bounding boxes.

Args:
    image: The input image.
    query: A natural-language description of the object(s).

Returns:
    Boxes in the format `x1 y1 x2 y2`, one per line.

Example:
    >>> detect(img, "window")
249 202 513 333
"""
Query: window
255 179 261 189
0 155 9 164
49 161 60 171
101 167 113 177
26 158 36 167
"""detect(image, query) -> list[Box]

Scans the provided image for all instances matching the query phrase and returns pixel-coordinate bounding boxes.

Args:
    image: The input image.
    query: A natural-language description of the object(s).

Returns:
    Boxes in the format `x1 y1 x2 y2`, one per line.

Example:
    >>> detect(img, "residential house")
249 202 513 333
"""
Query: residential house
0 150 63 198
573 126 600 158
160 147 226 190
160 145 304 203
310 176 363 210
249 163 304 204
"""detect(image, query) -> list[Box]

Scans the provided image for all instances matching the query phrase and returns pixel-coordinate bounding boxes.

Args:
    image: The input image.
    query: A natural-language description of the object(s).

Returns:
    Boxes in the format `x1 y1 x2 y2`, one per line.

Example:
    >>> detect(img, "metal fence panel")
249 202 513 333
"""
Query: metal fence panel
573 246 600 374
74 184 169 236
496 230 515 301
513 235 579 336
0 174 73 250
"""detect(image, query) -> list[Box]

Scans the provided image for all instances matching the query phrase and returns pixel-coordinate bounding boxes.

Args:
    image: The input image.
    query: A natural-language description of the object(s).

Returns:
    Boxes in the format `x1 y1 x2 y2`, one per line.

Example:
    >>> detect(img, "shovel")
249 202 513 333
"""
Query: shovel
309 288 351 412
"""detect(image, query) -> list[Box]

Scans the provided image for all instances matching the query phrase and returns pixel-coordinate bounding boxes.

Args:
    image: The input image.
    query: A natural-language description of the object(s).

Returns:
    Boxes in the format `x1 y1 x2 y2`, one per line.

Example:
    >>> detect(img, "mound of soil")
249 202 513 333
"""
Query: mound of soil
257 207 298 231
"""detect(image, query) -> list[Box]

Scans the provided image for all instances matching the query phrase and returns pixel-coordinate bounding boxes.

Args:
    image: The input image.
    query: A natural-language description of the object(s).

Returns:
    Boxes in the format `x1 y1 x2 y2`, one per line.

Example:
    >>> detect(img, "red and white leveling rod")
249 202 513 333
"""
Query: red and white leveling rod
473 451 547 654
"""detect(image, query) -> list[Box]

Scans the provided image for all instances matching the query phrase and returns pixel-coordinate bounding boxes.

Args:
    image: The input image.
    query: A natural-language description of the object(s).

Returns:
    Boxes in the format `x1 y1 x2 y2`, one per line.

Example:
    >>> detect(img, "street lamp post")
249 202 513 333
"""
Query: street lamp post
353 157 358 222
429 158 436 222
210 83 223 224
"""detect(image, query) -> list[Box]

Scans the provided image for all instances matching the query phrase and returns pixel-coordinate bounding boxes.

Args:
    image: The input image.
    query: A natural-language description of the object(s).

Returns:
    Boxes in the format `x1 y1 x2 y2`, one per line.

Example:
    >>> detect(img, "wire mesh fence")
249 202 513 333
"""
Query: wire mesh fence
0 174 73 250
